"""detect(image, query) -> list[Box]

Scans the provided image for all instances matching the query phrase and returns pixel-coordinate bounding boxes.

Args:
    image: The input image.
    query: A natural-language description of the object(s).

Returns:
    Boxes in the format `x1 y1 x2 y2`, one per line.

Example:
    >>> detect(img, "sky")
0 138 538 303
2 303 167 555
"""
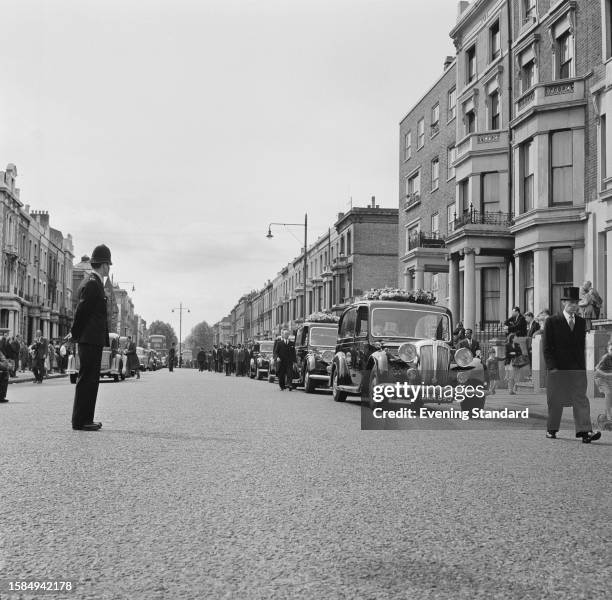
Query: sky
0 0 459 339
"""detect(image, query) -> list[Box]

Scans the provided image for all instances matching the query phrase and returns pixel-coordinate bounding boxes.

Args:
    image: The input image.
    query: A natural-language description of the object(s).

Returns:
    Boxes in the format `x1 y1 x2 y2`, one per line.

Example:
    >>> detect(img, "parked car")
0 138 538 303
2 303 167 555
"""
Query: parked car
67 332 126 384
249 340 275 380
294 321 337 392
330 298 485 411
136 346 148 371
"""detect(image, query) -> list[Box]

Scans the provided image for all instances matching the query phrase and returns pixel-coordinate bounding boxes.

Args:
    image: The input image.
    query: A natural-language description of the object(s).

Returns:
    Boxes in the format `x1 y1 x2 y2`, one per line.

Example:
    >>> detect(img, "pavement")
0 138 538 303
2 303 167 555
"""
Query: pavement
484 388 609 429
1 370 611 600
8 370 68 384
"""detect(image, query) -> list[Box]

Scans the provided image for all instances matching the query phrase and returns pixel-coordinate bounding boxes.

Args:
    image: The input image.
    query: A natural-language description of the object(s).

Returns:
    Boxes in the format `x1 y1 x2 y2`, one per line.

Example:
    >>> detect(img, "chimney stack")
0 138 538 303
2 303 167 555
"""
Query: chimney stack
458 1 470 17
371 196 376 208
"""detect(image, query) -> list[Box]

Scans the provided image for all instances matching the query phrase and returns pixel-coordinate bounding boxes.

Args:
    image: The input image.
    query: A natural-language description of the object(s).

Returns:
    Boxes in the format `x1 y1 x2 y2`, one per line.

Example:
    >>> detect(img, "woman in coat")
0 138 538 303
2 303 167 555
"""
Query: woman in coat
126 336 140 379
504 333 524 395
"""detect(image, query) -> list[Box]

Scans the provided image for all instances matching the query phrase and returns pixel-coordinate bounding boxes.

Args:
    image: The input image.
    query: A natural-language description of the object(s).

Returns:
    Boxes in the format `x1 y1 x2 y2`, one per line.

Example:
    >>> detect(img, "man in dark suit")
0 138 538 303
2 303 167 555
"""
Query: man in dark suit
168 342 176 372
505 306 527 337
31 330 48 383
68 245 112 431
458 328 480 355
542 286 601 443
274 329 296 391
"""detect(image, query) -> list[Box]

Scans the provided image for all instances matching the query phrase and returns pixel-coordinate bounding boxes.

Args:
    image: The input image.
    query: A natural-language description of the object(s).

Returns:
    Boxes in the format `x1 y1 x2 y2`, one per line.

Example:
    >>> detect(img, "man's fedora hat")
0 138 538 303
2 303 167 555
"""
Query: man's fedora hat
91 244 112 265
561 286 580 302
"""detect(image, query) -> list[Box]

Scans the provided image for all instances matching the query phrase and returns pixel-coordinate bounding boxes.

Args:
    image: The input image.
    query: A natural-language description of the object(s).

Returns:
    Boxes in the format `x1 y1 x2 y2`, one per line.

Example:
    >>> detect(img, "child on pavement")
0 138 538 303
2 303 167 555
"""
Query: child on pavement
486 348 499 395
594 340 612 422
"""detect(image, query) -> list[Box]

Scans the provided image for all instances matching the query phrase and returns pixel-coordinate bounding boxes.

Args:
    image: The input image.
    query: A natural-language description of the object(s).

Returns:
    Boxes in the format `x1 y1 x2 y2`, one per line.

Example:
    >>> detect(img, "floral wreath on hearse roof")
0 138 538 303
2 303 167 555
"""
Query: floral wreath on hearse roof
362 287 437 305
305 311 341 323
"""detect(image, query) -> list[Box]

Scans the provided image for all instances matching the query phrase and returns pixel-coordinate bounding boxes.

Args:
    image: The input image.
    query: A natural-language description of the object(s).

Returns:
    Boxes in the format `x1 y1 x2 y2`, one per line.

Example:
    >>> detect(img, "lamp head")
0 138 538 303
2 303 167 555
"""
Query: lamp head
266 227 273 239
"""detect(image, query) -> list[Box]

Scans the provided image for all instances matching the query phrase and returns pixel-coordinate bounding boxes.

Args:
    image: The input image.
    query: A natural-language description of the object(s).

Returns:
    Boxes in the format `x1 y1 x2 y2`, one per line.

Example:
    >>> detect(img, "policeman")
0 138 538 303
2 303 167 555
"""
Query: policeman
68 244 112 431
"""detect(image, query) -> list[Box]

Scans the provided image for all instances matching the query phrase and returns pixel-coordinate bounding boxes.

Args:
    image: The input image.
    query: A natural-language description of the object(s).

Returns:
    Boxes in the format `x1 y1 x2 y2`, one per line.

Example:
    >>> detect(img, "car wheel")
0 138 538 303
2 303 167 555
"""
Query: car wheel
268 374 274 383
331 369 347 402
304 370 315 394
257 370 263 380
69 374 77 384
366 366 380 410
113 374 119 382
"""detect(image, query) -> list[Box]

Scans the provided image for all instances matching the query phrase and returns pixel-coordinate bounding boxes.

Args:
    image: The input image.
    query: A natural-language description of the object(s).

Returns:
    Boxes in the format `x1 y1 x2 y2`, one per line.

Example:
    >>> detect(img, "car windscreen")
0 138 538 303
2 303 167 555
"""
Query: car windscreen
309 327 337 347
259 341 275 353
371 308 450 341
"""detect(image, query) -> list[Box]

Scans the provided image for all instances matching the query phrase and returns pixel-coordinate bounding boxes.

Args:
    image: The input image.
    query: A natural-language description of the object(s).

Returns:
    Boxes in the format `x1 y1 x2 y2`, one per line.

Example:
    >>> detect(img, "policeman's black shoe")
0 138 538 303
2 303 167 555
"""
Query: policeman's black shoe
577 431 601 444
72 422 102 431
0 398 8 403
546 431 557 439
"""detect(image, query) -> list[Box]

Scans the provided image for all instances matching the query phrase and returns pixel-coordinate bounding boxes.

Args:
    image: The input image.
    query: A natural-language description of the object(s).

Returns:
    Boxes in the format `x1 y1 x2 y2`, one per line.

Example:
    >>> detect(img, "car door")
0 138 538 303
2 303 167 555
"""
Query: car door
350 306 370 388
337 307 357 385
295 326 306 375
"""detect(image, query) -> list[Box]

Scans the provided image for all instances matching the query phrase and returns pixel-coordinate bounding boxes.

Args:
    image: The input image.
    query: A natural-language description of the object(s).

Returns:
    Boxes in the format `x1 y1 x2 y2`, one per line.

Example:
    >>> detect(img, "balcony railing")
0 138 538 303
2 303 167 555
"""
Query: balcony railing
453 207 514 229
404 193 421 210
407 231 446 251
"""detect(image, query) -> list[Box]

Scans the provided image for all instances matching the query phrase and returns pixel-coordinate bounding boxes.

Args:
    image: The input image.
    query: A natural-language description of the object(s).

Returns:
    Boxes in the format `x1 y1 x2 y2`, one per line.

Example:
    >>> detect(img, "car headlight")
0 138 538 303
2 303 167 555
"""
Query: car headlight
456 371 469 383
454 347 473 367
398 343 417 364
257 358 262 365
321 350 334 363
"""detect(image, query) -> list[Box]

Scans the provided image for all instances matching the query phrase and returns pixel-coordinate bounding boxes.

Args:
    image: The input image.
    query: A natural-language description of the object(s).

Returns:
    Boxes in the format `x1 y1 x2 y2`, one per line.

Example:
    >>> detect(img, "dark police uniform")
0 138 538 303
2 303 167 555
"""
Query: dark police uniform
71 246 111 429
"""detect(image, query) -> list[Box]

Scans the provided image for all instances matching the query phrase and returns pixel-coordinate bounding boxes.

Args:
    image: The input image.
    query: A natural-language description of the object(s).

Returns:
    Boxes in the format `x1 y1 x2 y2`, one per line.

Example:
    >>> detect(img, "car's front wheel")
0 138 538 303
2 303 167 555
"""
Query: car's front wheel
331 369 347 402
69 374 77 384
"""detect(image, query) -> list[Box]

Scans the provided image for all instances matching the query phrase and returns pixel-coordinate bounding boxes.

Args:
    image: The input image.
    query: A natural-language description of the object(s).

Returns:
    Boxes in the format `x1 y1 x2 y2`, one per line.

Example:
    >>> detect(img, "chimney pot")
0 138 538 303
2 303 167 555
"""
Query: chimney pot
371 196 376 208
458 1 469 17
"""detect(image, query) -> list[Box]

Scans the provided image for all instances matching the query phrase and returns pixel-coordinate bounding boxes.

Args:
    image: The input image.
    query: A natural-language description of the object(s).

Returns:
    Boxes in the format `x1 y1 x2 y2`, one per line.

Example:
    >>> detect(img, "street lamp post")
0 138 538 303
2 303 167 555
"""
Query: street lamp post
172 302 190 368
266 213 308 321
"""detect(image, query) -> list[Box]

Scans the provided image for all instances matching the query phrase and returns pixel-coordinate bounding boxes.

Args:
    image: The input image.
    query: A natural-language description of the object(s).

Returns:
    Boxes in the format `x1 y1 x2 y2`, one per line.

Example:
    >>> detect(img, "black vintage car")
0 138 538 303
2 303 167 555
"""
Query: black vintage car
294 321 337 392
249 340 275 380
330 299 485 410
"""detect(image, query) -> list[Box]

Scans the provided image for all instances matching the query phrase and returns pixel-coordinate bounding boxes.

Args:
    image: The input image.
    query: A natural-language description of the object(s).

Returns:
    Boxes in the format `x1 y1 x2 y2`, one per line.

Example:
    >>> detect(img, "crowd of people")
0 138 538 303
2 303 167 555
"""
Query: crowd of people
194 343 254 376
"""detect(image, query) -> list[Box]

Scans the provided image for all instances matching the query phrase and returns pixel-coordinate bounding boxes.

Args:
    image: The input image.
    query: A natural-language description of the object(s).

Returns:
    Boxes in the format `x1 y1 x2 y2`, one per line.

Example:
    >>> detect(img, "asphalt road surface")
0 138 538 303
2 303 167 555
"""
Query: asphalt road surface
1 369 610 600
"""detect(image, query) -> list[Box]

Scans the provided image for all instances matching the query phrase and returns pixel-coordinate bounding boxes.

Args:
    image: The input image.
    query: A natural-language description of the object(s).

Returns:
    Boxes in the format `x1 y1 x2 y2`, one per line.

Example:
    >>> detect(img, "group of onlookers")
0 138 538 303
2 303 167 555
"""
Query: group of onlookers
0 330 71 382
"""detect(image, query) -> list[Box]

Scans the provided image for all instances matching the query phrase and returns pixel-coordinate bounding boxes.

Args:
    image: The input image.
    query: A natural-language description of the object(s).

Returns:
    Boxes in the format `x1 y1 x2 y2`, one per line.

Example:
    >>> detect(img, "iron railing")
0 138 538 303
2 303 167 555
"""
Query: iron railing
407 231 446 250
454 207 514 228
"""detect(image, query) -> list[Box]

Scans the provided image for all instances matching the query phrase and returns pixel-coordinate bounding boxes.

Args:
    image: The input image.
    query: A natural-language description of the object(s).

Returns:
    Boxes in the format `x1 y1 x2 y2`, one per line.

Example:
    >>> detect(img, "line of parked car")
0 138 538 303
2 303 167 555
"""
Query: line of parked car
248 296 487 411
65 333 166 384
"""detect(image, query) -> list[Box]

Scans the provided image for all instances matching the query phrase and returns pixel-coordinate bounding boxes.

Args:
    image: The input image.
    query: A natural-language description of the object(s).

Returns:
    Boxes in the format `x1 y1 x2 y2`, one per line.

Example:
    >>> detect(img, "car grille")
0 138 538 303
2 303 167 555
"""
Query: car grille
419 342 450 385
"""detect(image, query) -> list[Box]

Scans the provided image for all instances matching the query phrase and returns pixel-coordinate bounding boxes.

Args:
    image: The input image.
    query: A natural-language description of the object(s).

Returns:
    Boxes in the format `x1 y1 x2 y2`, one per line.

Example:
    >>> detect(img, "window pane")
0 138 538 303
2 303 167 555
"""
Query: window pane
552 131 572 166
552 167 572 203
482 173 499 212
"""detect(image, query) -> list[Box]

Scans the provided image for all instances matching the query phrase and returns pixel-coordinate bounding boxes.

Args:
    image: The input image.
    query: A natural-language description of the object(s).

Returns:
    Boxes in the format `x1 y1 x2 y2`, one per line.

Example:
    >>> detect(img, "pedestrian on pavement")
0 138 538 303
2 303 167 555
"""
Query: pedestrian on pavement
542 286 601 443
223 344 232 376
578 281 603 331
594 339 612 424
68 244 112 432
4 335 18 377
458 329 480 355
274 329 296 391
197 347 206 372
505 306 527 337
504 333 524 395
48 341 56 374
485 348 499 395
168 342 176 372
9 336 20 376
30 330 48 383
0 348 10 402
19 337 29 372
452 321 465 347
126 335 140 379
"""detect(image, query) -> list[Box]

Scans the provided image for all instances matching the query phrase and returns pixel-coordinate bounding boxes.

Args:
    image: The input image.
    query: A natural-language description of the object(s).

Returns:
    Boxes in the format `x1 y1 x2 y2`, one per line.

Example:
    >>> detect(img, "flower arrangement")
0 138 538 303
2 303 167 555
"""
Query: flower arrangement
362 287 437 305
306 311 340 323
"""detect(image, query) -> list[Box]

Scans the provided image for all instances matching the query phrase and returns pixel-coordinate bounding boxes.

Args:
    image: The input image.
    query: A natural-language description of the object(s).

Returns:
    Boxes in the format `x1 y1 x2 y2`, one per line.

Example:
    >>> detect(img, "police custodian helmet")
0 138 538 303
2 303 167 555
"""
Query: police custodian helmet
90 244 112 265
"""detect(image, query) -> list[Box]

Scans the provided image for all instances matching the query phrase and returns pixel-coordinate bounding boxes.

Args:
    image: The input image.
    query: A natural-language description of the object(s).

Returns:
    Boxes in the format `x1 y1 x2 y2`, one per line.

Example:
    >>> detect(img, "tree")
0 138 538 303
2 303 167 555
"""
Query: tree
185 321 214 352
148 321 178 346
